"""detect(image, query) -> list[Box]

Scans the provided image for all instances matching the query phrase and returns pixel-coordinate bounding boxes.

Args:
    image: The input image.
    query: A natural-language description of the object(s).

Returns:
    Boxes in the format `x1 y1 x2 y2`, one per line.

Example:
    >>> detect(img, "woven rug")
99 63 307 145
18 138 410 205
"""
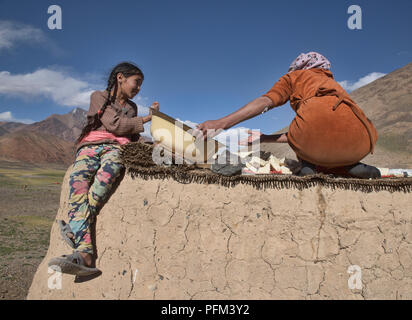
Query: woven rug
120 142 412 193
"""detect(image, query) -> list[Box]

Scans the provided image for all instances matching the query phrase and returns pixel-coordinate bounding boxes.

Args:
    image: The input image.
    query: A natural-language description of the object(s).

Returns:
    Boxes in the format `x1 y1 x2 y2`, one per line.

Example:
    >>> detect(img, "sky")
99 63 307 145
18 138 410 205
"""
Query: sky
1 0 412 141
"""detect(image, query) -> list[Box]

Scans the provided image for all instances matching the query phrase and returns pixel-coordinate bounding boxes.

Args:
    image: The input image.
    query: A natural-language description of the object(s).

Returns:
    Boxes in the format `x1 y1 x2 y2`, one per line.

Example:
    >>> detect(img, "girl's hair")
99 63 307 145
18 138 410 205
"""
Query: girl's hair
76 62 144 144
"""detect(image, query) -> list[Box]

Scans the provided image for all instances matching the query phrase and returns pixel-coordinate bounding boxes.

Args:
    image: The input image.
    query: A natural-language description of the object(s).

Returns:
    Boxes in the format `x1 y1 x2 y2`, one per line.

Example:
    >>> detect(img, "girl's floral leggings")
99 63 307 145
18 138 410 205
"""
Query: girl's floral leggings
68 144 124 254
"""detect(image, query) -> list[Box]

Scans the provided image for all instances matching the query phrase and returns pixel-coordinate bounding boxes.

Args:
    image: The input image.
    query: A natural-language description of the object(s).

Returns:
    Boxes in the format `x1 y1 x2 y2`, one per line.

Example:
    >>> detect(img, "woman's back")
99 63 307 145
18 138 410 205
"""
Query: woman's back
264 68 353 112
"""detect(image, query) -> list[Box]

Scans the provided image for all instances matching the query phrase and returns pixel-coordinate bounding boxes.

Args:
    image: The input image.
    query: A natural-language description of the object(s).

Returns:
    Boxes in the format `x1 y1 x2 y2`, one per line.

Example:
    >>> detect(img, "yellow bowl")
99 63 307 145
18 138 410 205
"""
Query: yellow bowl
150 110 225 164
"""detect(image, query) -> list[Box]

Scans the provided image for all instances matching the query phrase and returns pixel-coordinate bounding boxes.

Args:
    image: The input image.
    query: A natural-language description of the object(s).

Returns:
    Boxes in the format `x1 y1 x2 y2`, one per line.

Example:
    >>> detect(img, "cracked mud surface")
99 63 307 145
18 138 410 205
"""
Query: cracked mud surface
28 167 412 299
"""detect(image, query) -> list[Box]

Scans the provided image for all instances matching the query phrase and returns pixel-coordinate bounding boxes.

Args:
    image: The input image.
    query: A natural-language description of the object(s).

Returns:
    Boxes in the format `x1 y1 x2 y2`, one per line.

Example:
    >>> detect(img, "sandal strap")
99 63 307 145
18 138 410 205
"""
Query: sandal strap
59 220 72 232
58 220 75 248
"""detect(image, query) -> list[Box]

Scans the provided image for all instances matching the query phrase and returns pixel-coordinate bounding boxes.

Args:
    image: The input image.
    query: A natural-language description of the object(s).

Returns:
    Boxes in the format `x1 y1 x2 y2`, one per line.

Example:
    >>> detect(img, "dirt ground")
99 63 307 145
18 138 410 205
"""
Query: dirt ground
0 161 67 300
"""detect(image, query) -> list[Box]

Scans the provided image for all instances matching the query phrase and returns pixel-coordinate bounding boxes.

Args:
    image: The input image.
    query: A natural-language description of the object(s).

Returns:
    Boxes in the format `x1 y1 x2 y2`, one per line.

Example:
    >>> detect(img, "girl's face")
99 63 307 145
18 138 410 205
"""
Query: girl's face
118 73 143 99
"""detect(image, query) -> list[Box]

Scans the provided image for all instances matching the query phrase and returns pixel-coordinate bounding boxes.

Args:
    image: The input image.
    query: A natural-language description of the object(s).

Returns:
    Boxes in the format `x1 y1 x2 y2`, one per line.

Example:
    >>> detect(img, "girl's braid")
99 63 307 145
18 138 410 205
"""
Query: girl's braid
97 72 117 119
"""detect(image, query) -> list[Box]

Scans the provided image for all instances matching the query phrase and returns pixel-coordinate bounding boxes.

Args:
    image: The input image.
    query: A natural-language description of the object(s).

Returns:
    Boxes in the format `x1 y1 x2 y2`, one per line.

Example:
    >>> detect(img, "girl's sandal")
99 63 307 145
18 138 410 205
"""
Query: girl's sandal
48 252 101 276
58 220 75 249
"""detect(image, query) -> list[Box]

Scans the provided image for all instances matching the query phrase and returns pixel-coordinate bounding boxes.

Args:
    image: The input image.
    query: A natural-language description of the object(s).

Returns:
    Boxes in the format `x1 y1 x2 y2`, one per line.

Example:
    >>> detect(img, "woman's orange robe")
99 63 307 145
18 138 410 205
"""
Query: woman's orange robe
263 69 378 168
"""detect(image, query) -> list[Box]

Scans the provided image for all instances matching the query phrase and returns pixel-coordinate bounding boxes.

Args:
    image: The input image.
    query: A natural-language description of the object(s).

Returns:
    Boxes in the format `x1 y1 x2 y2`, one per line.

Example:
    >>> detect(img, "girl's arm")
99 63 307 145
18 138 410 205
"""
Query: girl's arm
141 102 159 124
91 91 144 135
142 115 152 123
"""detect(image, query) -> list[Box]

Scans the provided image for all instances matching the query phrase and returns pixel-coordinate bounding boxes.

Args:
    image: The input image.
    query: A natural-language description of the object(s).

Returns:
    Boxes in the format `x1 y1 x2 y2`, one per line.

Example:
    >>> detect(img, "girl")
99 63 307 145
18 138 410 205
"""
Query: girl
49 62 159 276
196 52 381 178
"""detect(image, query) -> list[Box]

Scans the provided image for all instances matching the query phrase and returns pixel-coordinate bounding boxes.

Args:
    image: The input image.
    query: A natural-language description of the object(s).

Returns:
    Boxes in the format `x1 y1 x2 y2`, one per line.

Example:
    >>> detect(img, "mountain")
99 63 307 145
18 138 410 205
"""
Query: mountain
0 121 27 136
16 107 87 142
0 131 75 165
261 62 412 168
0 108 86 165
0 126 8 136
350 62 412 154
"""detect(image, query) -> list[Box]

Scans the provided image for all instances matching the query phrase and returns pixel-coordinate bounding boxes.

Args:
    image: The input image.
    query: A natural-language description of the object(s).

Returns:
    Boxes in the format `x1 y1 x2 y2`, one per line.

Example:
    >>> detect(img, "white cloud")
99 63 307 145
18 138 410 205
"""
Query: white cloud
0 111 34 124
0 66 156 131
338 72 386 92
0 68 97 108
0 20 48 51
136 105 150 116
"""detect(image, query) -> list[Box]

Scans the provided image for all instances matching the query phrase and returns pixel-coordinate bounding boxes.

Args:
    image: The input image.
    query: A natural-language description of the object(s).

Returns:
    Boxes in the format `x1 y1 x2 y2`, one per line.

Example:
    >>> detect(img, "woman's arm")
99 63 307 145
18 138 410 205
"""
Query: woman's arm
196 73 293 138
220 96 274 129
261 132 288 143
195 96 274 138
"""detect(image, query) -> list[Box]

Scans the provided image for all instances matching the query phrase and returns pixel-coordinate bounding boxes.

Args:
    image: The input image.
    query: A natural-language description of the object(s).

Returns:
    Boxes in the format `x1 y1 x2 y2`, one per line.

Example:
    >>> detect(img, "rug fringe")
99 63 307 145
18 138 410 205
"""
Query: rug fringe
120 142 412 193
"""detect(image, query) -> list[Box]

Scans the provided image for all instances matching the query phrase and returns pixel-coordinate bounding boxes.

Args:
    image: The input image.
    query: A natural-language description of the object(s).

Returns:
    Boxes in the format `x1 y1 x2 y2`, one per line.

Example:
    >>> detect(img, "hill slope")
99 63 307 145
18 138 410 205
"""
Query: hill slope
0 131 75 165
16 107 87 142
0 121 26 136
0 108 86 165
350 62 412 155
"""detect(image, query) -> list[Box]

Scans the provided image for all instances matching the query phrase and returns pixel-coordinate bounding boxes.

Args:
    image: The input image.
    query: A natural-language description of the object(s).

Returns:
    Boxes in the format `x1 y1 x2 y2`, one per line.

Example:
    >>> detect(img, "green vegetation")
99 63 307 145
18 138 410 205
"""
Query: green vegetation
0 216 53 256
0 162 66 188
0 214 54 299
0 163 65 299
0 168 65 187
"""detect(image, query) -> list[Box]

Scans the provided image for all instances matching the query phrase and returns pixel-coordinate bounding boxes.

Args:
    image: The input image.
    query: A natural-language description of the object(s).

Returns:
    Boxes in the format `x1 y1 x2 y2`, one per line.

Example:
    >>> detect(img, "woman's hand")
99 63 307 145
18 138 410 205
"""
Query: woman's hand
194 119 226 140
239 130 263 146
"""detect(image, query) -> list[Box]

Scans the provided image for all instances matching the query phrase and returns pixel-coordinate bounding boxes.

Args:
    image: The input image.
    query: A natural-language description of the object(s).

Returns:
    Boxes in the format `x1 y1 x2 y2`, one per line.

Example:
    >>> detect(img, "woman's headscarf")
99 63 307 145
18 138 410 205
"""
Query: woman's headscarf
288 52 331 72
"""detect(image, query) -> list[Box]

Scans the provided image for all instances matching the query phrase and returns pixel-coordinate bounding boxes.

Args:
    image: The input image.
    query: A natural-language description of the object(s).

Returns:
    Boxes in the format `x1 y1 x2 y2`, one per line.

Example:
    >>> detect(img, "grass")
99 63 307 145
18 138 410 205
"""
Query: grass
0 160 67 187
0 163 66 298
0 216 53 257
10 215 54 228
0 246 14 256
0 167 65 187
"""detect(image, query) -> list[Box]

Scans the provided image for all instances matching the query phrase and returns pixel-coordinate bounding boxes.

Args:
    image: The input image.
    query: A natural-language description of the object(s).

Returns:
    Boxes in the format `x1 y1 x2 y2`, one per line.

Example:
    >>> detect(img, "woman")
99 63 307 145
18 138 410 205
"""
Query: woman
196 52 380 178
49 62 159 276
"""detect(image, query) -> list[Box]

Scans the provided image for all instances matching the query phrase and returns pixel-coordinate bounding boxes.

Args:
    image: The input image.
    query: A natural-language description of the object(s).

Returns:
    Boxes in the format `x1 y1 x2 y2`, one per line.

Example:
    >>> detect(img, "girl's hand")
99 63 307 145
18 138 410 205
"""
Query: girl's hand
239 130 263 145
150 101 159 114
